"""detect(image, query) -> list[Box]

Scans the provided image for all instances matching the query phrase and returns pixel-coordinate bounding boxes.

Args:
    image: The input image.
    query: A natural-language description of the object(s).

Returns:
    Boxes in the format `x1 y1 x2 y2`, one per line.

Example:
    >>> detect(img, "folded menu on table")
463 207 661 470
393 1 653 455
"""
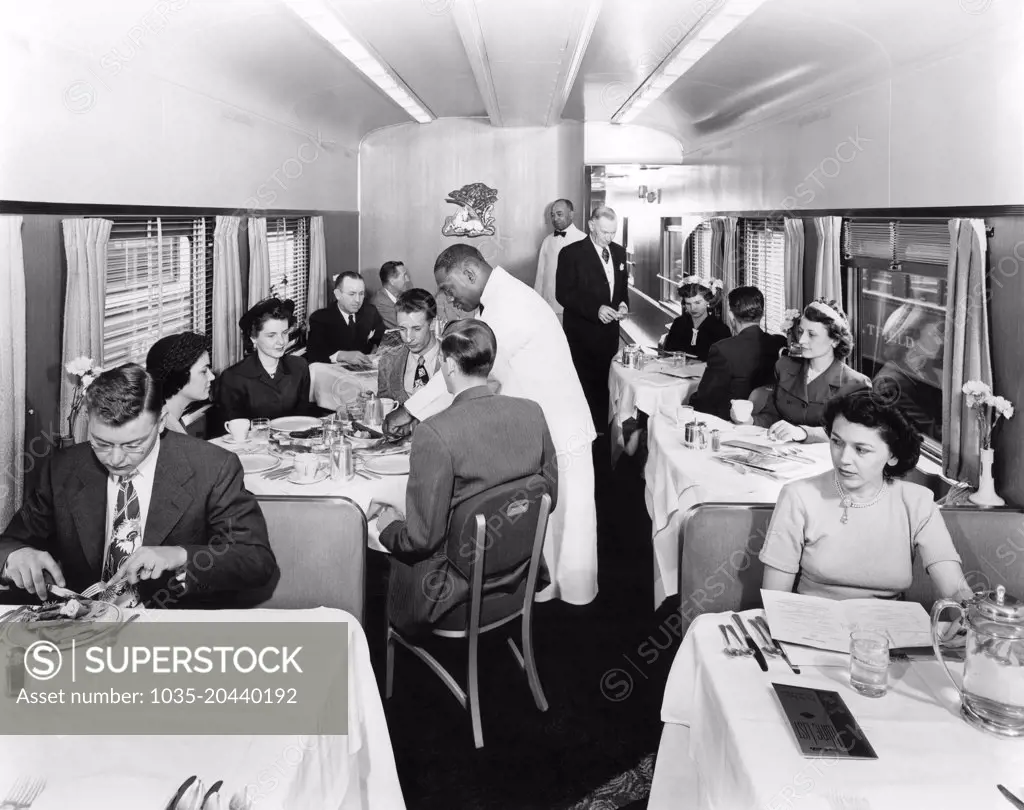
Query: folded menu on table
772 683 878 759
761 589 933 653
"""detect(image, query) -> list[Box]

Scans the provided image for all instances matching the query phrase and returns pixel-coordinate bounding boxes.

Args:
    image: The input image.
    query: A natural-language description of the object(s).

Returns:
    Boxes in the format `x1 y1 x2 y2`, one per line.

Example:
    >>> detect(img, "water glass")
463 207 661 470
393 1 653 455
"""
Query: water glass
849 630 890 698
346 399 365 423
250 418 270 444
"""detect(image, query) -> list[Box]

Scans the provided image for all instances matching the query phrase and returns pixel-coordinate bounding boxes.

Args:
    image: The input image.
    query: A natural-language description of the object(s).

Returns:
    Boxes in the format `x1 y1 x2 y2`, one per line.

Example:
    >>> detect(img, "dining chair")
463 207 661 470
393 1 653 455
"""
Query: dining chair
239 495 367 624
385 482 552 749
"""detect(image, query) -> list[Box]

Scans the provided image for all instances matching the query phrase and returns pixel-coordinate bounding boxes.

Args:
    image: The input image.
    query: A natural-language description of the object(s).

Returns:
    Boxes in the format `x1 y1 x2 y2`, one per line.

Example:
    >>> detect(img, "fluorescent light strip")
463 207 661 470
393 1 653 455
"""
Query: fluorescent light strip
612 0 769 125
284 0 435 124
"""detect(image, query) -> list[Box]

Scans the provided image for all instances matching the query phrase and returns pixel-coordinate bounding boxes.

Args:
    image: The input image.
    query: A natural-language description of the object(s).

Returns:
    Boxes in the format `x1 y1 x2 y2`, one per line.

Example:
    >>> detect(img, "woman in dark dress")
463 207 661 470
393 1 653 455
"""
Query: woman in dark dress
663 277 731 361
215 298 312 423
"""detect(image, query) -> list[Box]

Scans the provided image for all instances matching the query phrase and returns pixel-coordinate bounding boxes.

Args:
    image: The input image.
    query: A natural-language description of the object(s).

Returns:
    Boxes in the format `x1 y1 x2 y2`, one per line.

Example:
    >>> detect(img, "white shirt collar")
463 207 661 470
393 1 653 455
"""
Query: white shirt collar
120 436 161 484
384 288 398 304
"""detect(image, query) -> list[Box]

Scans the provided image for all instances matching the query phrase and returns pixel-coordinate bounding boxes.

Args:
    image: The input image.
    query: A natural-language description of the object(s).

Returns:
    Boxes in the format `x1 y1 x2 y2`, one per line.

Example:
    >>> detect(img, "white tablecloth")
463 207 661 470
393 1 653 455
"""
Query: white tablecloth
0 607 405 810
657 609 1024 810
607 358 704 465
309 362 379 412
643 411 832 607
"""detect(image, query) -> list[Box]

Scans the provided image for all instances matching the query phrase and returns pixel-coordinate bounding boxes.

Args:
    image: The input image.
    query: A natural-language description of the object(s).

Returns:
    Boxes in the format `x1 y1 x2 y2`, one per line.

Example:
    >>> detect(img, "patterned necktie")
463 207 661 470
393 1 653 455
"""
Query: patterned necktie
103 475 142 583
414 355 430 389
602 247 610 263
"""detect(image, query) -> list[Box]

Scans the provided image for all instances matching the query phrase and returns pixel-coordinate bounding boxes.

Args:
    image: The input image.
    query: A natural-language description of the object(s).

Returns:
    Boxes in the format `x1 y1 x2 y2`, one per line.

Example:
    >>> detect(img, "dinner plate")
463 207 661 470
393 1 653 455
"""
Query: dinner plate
269 416 322 432
3 601 126 649
288 468 329 485
240 453 279 474
363 454 411 475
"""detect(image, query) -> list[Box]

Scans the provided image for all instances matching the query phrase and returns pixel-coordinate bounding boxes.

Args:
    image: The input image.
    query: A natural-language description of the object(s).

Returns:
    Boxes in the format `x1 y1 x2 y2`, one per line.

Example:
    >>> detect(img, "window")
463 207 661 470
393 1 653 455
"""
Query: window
266 217 309 321
741 219 786 334
844 219 950 451
661 221 713 308
103 217 213 367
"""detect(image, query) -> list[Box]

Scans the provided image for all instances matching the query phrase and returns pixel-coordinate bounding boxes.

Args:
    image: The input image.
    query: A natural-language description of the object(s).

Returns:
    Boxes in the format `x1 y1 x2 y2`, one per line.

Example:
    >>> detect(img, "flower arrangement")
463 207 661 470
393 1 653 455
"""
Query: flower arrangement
65 356 104 439
779 308 802 334
962 381 1014 450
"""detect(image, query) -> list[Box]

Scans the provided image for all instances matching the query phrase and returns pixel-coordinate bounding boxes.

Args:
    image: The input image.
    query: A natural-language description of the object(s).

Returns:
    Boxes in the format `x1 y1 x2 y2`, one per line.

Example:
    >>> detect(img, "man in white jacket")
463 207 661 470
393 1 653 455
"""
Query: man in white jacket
534 199 586 321
384 244 599 607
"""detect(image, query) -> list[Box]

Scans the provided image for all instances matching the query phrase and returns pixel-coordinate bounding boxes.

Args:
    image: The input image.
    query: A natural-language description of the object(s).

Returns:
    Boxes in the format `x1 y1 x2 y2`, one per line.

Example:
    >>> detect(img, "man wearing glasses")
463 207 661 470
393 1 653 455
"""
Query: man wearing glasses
0 364 277 608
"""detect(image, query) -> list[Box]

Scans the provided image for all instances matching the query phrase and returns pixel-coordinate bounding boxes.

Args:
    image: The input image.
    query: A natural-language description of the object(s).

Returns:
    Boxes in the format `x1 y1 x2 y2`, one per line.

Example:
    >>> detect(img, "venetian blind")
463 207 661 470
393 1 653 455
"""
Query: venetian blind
844 219 950 269
266 217 310 321
103 217 213 367
742 219 787 334
689 221 714 280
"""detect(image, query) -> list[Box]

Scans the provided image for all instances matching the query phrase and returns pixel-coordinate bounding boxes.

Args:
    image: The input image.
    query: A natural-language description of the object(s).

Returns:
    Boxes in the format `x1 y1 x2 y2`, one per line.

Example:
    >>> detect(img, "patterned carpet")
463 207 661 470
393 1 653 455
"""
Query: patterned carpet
565 754 656 810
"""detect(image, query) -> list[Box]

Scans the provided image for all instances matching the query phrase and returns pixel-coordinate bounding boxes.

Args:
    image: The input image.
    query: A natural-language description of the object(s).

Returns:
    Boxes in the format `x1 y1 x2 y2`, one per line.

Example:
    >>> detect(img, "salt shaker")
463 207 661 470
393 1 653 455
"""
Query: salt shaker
696 422 709 450
710 428 721 452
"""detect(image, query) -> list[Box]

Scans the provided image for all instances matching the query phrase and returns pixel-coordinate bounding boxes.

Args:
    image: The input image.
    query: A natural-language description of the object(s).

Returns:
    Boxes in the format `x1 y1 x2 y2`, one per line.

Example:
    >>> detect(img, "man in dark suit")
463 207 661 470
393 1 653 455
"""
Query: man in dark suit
371 260 410 330
306 271 386 366
690 286 787 421
556 205 629 432
0 364 277 608
371 319 557 636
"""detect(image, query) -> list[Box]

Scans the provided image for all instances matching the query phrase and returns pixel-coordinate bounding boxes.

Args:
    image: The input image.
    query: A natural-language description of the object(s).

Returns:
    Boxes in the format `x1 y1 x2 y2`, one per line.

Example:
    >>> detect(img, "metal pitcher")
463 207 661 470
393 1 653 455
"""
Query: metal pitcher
931 585 1024 737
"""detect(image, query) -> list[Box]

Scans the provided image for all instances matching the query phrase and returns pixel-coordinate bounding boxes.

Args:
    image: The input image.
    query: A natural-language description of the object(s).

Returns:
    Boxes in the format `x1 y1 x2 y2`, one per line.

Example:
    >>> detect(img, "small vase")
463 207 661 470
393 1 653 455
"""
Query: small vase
970 447 1005 507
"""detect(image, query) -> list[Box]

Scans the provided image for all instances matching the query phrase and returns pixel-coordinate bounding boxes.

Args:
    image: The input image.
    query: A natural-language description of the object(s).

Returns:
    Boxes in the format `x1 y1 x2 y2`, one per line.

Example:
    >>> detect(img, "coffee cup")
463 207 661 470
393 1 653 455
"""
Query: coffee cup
225 418 251 442
676 406 695 427
379 398 398 416
293 454 321 482
730 399 754 423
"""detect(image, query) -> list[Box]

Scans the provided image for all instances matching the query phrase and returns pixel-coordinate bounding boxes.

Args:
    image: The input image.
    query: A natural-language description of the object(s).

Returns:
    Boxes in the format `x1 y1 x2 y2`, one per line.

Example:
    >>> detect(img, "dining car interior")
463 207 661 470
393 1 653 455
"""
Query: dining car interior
3 0 1024 807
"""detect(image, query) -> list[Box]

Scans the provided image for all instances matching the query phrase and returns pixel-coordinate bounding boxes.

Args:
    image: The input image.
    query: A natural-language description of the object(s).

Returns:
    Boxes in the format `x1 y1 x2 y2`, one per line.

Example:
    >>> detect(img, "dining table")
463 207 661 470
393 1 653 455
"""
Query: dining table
0 606 406 810
644 409 833 608
649 608 1024 810
309 361 379 413
607 355 705 466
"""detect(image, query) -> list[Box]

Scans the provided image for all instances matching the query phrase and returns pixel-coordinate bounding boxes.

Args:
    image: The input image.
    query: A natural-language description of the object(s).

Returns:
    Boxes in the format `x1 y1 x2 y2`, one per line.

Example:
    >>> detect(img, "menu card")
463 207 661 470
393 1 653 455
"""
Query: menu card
761 589 933 653
772 683 878 759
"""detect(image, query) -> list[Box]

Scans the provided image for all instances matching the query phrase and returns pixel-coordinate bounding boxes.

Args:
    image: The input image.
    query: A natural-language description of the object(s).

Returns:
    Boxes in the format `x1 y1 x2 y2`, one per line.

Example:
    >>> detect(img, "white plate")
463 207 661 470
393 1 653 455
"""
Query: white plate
268 416 322 432
240 453 279 474
363 454 411 476
288 468 330 485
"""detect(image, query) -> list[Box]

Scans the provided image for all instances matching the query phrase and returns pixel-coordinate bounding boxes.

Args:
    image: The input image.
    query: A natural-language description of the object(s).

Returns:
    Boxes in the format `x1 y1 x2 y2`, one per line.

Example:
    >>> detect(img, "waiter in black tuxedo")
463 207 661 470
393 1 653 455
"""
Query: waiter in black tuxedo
556 205 629 432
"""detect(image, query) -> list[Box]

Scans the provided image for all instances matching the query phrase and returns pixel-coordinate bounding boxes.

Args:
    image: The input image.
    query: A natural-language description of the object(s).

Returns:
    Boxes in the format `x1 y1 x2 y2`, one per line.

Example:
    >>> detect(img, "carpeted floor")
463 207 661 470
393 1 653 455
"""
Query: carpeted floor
364 437 684 809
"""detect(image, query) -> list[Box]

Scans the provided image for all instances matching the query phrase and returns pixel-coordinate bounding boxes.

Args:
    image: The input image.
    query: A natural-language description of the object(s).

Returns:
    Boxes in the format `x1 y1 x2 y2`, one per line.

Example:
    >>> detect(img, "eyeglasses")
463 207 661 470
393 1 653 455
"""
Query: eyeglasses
88 424 159 457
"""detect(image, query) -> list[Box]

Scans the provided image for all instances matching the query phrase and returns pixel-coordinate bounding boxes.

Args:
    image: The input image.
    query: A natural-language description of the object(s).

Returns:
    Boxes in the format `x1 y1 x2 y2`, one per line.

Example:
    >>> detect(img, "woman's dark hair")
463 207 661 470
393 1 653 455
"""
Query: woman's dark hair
824 384 921 478
146 332 209 402
678 282 716 304
440 319 496 377
240 298 296 341
396 288 437 321
801 298 854 360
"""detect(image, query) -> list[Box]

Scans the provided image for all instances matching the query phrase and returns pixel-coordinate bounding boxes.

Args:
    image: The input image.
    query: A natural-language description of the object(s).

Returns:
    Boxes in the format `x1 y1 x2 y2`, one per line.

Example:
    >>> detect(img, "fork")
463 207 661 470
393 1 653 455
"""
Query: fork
719 624 752 657
0 776 47 809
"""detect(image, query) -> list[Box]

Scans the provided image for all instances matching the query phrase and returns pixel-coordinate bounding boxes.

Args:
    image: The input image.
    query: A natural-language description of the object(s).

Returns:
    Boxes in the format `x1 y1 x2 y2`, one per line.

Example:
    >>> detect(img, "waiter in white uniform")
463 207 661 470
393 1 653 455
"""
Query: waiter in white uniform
534 198 586 321
384 244 599 606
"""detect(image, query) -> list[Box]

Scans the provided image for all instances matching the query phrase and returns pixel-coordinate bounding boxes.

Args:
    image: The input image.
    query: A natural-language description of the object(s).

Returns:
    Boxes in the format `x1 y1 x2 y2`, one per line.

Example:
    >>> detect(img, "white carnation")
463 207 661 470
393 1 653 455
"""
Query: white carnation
66 356 94 377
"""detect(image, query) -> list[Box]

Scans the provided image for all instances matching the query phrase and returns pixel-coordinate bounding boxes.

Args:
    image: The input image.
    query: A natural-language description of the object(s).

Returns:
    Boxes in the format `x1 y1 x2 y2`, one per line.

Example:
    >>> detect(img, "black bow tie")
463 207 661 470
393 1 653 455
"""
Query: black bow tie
553 230 566 237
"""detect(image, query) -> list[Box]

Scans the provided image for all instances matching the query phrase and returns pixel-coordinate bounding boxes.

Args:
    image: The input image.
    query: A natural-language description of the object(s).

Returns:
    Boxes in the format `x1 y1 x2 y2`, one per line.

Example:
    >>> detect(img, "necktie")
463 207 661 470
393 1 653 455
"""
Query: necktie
602 247 610 263
414 356 430 389
103 474 142 586
554 230 566 237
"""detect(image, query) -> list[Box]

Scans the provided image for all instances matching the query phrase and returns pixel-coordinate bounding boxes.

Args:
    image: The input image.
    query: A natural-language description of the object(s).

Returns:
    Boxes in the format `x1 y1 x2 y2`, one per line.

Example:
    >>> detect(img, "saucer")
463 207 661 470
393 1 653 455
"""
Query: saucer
363 454 411 475
288 468 329 485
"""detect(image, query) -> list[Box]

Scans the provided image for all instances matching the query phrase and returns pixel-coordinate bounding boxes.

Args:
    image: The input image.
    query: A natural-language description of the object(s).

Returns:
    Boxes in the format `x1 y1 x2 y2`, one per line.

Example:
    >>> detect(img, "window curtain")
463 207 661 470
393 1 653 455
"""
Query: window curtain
307 215 327 321
719 216 740 295
247 217 271 307
0 216 26 527
942 218 992 485
813 216 843 304
783 219 804 309
213 216 243 370
61 218 111 441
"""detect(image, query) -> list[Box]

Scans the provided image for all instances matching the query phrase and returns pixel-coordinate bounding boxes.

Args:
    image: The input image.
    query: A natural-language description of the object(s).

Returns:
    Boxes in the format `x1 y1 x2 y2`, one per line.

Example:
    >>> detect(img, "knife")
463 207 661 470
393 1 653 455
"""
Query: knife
732 614 768 671
754 616 801 675
998 785 1024 810
352 421 385 438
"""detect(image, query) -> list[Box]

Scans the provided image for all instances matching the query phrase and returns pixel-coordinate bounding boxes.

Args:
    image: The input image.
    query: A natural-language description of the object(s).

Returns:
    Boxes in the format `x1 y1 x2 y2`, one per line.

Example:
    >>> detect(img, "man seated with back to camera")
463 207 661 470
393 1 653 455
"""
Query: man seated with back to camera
369 319 558 637
0 364 277 608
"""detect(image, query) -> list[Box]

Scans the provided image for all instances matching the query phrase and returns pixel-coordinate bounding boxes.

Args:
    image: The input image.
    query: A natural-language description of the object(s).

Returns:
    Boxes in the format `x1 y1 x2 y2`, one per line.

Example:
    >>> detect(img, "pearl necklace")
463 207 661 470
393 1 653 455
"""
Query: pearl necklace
833 473 888 524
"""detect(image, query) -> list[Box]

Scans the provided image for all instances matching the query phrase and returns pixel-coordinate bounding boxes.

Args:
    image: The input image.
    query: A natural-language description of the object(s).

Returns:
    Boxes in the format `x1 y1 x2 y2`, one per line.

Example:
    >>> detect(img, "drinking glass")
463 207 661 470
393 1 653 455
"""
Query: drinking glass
251 418 270 445
346 399 365 423
849 630 890 698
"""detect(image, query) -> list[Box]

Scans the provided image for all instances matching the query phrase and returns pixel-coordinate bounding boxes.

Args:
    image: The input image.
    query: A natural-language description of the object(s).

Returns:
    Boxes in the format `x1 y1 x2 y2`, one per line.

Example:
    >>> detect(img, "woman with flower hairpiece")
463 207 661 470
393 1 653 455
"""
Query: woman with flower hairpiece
662 277 730 362
752 298 870 442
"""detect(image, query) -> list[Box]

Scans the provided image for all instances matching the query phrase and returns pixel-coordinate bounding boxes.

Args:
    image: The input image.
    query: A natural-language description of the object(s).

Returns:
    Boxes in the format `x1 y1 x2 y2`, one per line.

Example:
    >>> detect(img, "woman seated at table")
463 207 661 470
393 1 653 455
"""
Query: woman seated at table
752 298 870 443
215 298 312 423
145 332 215 434
760 387 972 601
662 277 730 361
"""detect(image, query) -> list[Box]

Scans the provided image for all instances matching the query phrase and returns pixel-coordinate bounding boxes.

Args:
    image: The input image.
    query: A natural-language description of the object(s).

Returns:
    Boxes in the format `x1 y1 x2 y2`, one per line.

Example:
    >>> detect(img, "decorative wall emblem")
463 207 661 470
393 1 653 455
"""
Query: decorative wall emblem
441 182 498 237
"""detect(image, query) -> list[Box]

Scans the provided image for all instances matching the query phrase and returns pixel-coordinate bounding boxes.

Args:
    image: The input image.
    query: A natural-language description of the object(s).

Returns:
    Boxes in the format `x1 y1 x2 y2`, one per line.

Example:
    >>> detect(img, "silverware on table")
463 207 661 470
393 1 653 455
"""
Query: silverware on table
732 614 769 671
753 616 801 675
719 624 750 657
998 785 1024 810
0 776 46 809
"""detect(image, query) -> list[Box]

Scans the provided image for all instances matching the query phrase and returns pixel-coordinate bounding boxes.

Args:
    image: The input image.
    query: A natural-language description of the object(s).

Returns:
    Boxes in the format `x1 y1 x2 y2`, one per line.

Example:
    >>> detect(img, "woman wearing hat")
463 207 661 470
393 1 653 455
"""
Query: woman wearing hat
662 277 730 361
215 298 312 423
145 332 215 434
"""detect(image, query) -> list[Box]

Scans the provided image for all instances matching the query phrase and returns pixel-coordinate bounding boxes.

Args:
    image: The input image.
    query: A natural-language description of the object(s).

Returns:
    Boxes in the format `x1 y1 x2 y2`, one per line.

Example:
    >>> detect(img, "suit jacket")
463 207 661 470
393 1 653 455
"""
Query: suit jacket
371 288 399 329
306 303 386 364
0 433 277 607
380 386 558 635
690 326 787 420
753 355 871 435
377 345 412 405
215 353 311 425
663 313 731 361
555 238 629 368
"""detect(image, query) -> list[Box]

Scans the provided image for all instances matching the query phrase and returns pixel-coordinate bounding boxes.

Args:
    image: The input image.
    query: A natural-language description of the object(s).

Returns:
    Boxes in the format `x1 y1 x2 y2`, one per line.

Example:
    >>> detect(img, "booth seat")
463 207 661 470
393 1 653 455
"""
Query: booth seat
676 502 1024 631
